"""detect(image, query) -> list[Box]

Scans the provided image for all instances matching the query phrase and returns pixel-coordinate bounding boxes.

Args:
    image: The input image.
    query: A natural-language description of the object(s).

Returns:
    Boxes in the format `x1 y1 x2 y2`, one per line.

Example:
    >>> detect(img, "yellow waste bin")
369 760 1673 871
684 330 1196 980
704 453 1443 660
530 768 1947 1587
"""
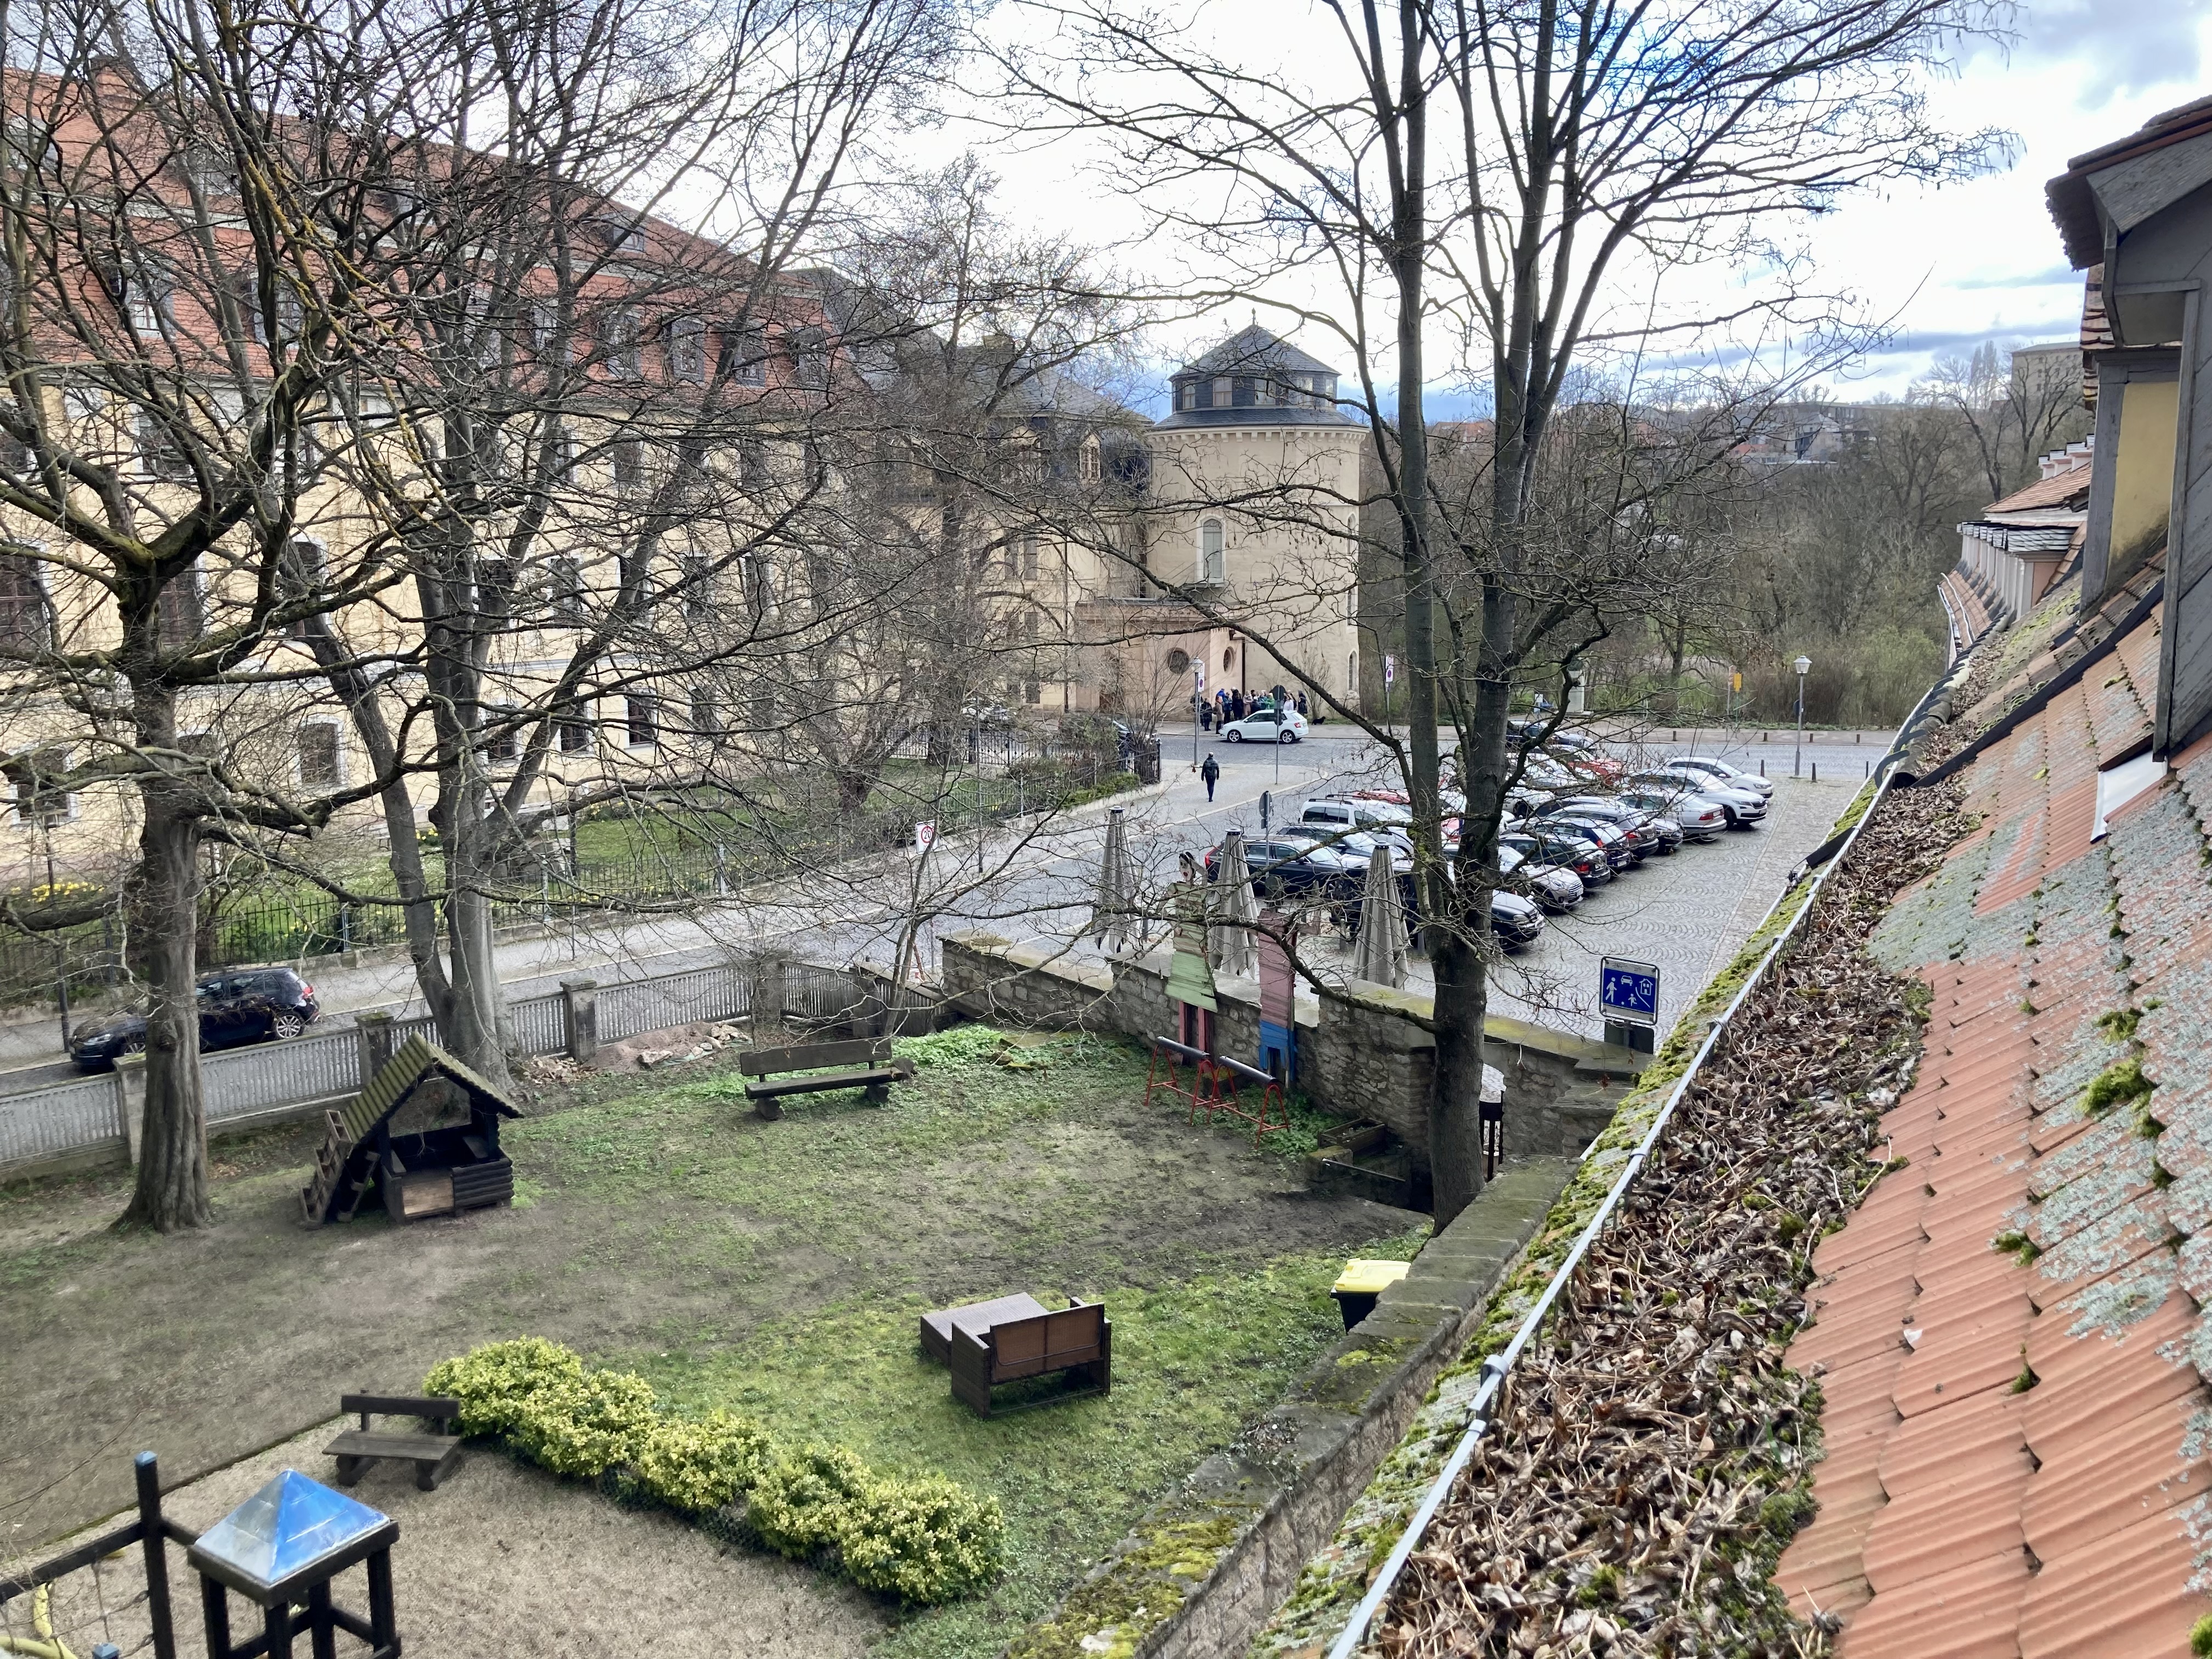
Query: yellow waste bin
1331 1259 1410 1330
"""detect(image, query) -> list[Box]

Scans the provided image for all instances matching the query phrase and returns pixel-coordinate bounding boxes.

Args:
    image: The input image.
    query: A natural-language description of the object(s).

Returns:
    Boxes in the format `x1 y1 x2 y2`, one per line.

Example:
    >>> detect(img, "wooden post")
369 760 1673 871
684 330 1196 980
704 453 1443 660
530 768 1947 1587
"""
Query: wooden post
353 1011 400 1093
116 1053 149 1165
561 979 599 1064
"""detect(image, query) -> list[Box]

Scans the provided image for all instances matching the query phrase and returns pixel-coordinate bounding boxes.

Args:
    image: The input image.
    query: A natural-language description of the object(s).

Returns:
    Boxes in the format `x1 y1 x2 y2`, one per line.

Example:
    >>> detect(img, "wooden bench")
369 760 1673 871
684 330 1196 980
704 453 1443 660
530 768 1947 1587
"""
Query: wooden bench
935 1297 1111 1418
324 1393 465 1492
738 1037 912 1120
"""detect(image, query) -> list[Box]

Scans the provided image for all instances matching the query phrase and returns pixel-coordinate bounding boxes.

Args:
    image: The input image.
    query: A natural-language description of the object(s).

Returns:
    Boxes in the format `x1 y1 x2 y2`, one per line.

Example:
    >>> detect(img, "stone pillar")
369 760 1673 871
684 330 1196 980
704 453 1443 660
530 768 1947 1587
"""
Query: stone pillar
748 952 788 1033
561 979 600 1063
115 1053 148 1165
354 1010 403 1093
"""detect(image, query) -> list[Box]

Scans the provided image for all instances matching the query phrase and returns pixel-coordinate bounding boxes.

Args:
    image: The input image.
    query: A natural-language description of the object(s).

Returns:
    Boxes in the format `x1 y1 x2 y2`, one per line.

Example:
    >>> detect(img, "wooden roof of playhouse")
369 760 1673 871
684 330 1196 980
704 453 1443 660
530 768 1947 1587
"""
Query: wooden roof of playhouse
301 1037 523 1226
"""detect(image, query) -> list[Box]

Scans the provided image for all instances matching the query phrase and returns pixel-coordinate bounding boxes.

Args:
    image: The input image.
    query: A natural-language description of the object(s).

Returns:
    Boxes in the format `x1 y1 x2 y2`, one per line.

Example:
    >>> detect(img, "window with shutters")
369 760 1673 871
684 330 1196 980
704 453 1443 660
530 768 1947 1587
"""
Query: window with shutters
138 410 192 481
739 438 769 491
724 326 768 387
625 695 657 747
668 315 707 383
690 687 720 740
282 539 324 637
1080 437 1102 484
7 748 71 826
1021 535 1041 579
612 439 643 490
549 556 586 625
297 721 340 787
483 706 518 765
157 563 204 647
602 308 641 378
556 705 591 753
0 547 46 653
681 556 711 620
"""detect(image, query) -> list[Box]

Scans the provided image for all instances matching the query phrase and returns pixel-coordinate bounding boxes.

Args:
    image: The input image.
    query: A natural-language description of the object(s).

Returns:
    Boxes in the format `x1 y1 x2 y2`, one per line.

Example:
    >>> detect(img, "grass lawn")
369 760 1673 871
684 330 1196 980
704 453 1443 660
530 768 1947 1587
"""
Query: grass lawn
0 1026 1418 1656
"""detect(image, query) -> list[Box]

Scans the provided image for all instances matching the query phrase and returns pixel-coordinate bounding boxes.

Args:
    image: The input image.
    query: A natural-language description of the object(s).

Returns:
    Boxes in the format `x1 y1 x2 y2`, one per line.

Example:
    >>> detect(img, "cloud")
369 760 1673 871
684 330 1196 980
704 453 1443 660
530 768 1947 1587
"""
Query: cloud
1949 264 2077 291
1967 0 2205 108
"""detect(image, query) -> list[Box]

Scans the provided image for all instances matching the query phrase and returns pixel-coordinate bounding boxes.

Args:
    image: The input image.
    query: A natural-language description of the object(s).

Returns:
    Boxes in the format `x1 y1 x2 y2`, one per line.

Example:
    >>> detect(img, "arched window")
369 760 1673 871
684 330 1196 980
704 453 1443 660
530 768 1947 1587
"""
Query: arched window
1198 518 1226 583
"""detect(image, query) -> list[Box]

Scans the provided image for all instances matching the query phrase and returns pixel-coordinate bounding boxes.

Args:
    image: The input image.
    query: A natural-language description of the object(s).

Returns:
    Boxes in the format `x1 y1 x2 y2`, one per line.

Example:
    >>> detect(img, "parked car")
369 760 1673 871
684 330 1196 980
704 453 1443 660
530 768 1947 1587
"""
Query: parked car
1504 828 1614 888
1498 841 1584 911
1541 795 1682 854
1221 706 1307 743
1489 888 1545 948
1205 836 1358 901
1300 798 1414 856
69 967 323 1071
1616 785 1726 842
1541 814 1640 869
1627 766 1768 826
1666 754 1775 799
1276 821 1390 868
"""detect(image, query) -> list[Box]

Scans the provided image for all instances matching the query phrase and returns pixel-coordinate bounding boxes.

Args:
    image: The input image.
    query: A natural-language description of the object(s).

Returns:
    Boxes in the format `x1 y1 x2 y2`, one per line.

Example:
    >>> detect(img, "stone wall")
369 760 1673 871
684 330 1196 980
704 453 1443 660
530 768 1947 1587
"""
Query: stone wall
940 931 1640 1167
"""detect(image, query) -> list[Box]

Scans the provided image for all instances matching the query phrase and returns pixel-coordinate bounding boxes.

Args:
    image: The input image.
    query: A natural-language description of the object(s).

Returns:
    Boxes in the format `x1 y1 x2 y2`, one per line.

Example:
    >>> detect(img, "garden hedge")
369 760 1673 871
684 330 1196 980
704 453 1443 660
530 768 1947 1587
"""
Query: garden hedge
424 1338 1003 1606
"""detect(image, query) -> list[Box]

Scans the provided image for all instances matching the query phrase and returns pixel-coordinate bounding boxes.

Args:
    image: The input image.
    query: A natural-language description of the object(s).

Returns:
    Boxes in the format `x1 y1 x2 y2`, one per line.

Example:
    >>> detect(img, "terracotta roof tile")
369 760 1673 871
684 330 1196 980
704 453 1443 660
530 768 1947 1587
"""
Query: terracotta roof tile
1782 634 2212 1652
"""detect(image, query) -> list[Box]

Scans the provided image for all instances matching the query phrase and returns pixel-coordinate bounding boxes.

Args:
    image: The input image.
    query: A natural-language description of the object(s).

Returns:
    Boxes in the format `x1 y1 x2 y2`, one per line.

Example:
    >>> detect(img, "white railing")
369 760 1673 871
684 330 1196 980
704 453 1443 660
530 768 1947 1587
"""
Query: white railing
204 1029 358 1122
0 953 820 1178
0 1072 123 1169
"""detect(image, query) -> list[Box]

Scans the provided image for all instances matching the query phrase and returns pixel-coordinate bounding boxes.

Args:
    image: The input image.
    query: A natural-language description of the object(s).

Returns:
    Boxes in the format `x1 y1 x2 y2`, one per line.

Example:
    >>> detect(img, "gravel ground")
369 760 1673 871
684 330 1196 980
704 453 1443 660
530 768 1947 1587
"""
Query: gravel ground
3 1424 887 1659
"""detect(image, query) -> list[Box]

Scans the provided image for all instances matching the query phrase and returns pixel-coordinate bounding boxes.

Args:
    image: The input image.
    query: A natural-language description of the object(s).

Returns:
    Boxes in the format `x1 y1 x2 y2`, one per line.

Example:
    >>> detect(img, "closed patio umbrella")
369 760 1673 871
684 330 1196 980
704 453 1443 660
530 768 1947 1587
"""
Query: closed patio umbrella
1091 808 1135 952
1211 831 1259 977
1351 849 1409 989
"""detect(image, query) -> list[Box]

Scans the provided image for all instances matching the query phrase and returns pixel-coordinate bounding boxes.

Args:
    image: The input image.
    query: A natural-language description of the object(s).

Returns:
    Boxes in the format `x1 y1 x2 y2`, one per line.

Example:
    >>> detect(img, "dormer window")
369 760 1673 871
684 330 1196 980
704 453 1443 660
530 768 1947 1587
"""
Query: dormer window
1080 435 1102 484
591 211 646 253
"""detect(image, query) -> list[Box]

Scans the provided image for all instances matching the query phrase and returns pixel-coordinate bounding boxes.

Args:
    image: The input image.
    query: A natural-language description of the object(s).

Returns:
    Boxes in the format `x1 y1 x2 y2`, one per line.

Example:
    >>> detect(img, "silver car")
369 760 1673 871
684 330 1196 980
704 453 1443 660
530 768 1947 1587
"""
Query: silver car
1629 767 1767 826
1666 754 1776 799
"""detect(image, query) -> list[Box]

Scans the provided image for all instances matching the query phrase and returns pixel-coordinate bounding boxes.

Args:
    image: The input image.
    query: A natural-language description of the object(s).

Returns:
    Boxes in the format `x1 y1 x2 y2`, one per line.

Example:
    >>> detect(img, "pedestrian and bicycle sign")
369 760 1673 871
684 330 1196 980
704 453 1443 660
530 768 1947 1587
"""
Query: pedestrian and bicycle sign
1599 956 1659 1024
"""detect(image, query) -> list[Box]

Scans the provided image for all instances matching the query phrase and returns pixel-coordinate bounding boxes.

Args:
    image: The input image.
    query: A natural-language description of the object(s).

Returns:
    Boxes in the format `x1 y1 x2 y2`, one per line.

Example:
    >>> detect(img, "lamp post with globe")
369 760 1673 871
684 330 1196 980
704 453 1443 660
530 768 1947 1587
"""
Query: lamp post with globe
1793 654 1812 778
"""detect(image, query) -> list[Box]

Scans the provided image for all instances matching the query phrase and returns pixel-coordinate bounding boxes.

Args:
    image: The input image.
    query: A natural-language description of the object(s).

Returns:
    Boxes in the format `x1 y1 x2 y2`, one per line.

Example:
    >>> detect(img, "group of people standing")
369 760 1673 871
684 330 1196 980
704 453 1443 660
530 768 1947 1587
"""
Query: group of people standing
1198 686 1311 732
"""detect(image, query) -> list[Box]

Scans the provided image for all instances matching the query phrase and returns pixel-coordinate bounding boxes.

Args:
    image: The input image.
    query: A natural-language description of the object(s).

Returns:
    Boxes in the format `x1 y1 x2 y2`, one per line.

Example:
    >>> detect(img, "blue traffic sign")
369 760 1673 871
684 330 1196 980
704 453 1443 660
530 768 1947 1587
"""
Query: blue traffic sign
1600 957 1659 1022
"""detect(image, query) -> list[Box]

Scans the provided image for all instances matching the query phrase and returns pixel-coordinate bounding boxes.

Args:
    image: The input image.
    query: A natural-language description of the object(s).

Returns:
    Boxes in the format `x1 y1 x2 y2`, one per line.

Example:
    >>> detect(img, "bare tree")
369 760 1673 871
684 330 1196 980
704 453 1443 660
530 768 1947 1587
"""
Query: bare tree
1920 338 2093 503
0 13 443 1229
1006 0 2005 1221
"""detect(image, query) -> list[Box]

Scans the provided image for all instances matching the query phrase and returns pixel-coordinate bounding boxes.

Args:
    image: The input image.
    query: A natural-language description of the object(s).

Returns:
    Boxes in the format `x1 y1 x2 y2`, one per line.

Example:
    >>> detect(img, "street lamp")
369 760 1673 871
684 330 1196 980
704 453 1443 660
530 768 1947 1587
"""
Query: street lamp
1793 654 1812 778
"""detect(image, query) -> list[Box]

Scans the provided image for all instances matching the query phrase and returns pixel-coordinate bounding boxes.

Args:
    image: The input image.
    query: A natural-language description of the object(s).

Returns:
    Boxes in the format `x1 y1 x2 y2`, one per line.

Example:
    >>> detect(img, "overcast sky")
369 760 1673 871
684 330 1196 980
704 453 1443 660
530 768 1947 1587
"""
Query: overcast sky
924 3 2212 409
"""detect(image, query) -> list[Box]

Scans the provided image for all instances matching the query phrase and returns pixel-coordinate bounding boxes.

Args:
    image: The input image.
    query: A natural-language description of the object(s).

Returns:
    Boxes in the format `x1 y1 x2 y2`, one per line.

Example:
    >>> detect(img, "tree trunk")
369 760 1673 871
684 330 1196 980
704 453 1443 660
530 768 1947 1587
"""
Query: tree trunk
121 690 212 1232
1378 1 1483 1226
439 774 515 1087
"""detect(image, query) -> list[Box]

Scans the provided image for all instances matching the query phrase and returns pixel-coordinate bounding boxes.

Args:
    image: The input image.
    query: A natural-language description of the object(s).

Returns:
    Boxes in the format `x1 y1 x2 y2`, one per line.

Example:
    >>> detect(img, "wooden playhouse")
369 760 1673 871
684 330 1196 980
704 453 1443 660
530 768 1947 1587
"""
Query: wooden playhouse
301 1036 523 1226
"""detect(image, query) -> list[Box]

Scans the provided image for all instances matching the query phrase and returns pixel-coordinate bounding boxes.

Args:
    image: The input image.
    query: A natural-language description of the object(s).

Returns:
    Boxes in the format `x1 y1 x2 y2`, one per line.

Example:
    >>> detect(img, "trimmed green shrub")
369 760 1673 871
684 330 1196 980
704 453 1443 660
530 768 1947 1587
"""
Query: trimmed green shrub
749 1442 873 1559
634 1410 775 1514
510 1368 659 1477
422 1341 1006 1606
424 1337 585 1436
838 1472 1006 1605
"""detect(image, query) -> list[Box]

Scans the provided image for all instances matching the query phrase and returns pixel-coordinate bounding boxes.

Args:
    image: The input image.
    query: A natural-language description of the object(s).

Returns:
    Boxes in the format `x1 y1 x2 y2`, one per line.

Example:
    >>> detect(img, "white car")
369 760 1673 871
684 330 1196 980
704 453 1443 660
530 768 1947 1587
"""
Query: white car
1222 707 1307 743
1666 754 1775 799
1499 841 1584 910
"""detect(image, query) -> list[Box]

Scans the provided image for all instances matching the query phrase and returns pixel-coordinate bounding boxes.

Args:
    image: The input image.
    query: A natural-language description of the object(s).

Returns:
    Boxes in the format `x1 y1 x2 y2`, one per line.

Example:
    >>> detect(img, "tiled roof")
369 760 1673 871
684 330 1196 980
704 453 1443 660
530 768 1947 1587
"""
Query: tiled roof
1983 470 2095 516
1776 599 2212 1654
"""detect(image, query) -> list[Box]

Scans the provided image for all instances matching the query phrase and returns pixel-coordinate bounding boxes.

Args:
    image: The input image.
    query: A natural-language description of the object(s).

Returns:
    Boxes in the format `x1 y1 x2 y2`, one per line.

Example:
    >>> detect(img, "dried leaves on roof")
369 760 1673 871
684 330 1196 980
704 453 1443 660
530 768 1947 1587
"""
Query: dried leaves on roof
1370 781 1972 1658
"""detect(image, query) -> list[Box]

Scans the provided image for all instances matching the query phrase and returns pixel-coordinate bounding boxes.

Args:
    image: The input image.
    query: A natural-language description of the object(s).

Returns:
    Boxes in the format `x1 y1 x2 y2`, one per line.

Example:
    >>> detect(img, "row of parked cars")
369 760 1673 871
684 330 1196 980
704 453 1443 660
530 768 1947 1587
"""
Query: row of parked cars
1202 751 1777 951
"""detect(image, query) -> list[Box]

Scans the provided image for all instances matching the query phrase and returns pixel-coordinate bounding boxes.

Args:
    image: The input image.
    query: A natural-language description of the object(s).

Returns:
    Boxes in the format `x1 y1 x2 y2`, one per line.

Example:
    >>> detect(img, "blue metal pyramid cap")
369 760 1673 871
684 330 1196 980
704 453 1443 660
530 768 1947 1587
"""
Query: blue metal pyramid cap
191 1470 390 1594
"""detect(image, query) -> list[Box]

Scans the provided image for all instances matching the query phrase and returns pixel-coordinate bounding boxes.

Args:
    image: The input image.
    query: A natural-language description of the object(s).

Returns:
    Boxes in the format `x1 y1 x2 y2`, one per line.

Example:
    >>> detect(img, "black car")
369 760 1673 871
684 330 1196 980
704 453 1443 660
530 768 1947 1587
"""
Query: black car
1503 829 1614 888
1205 838 1362 903
1542 795 1681 854
1542 814 1641 869
69 967 323 1070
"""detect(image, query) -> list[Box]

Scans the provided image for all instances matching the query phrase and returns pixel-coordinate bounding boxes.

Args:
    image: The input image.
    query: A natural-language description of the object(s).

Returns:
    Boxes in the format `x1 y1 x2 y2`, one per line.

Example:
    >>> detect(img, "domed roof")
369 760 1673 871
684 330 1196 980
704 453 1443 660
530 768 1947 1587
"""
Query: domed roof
1158 325 1356 428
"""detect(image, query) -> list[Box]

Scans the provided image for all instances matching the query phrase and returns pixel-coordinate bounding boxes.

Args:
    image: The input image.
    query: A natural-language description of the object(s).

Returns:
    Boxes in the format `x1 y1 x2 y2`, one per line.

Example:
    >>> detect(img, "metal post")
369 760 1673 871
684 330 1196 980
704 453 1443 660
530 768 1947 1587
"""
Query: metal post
1793 656 1809 779
44 831 69 1050
1192 669 1201 772
136 1451 177 1659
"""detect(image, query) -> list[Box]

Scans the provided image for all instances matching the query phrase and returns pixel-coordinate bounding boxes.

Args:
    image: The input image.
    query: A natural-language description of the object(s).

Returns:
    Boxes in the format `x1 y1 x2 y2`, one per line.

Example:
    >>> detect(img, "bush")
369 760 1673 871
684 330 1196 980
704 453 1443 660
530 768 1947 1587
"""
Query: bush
424 1337 586 1436
634 1410 775 1514
749 1442 872 1560
422 1340 1006 1605
510 1368 660 1477
838 1474 1006 1606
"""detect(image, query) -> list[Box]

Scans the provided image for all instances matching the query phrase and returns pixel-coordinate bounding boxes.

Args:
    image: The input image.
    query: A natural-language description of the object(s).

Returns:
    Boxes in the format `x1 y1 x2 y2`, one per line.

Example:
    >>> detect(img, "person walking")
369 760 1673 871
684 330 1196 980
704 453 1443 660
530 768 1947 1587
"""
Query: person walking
1201 752 1221 802
1199 700 1212 732
1295 691 1310 718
